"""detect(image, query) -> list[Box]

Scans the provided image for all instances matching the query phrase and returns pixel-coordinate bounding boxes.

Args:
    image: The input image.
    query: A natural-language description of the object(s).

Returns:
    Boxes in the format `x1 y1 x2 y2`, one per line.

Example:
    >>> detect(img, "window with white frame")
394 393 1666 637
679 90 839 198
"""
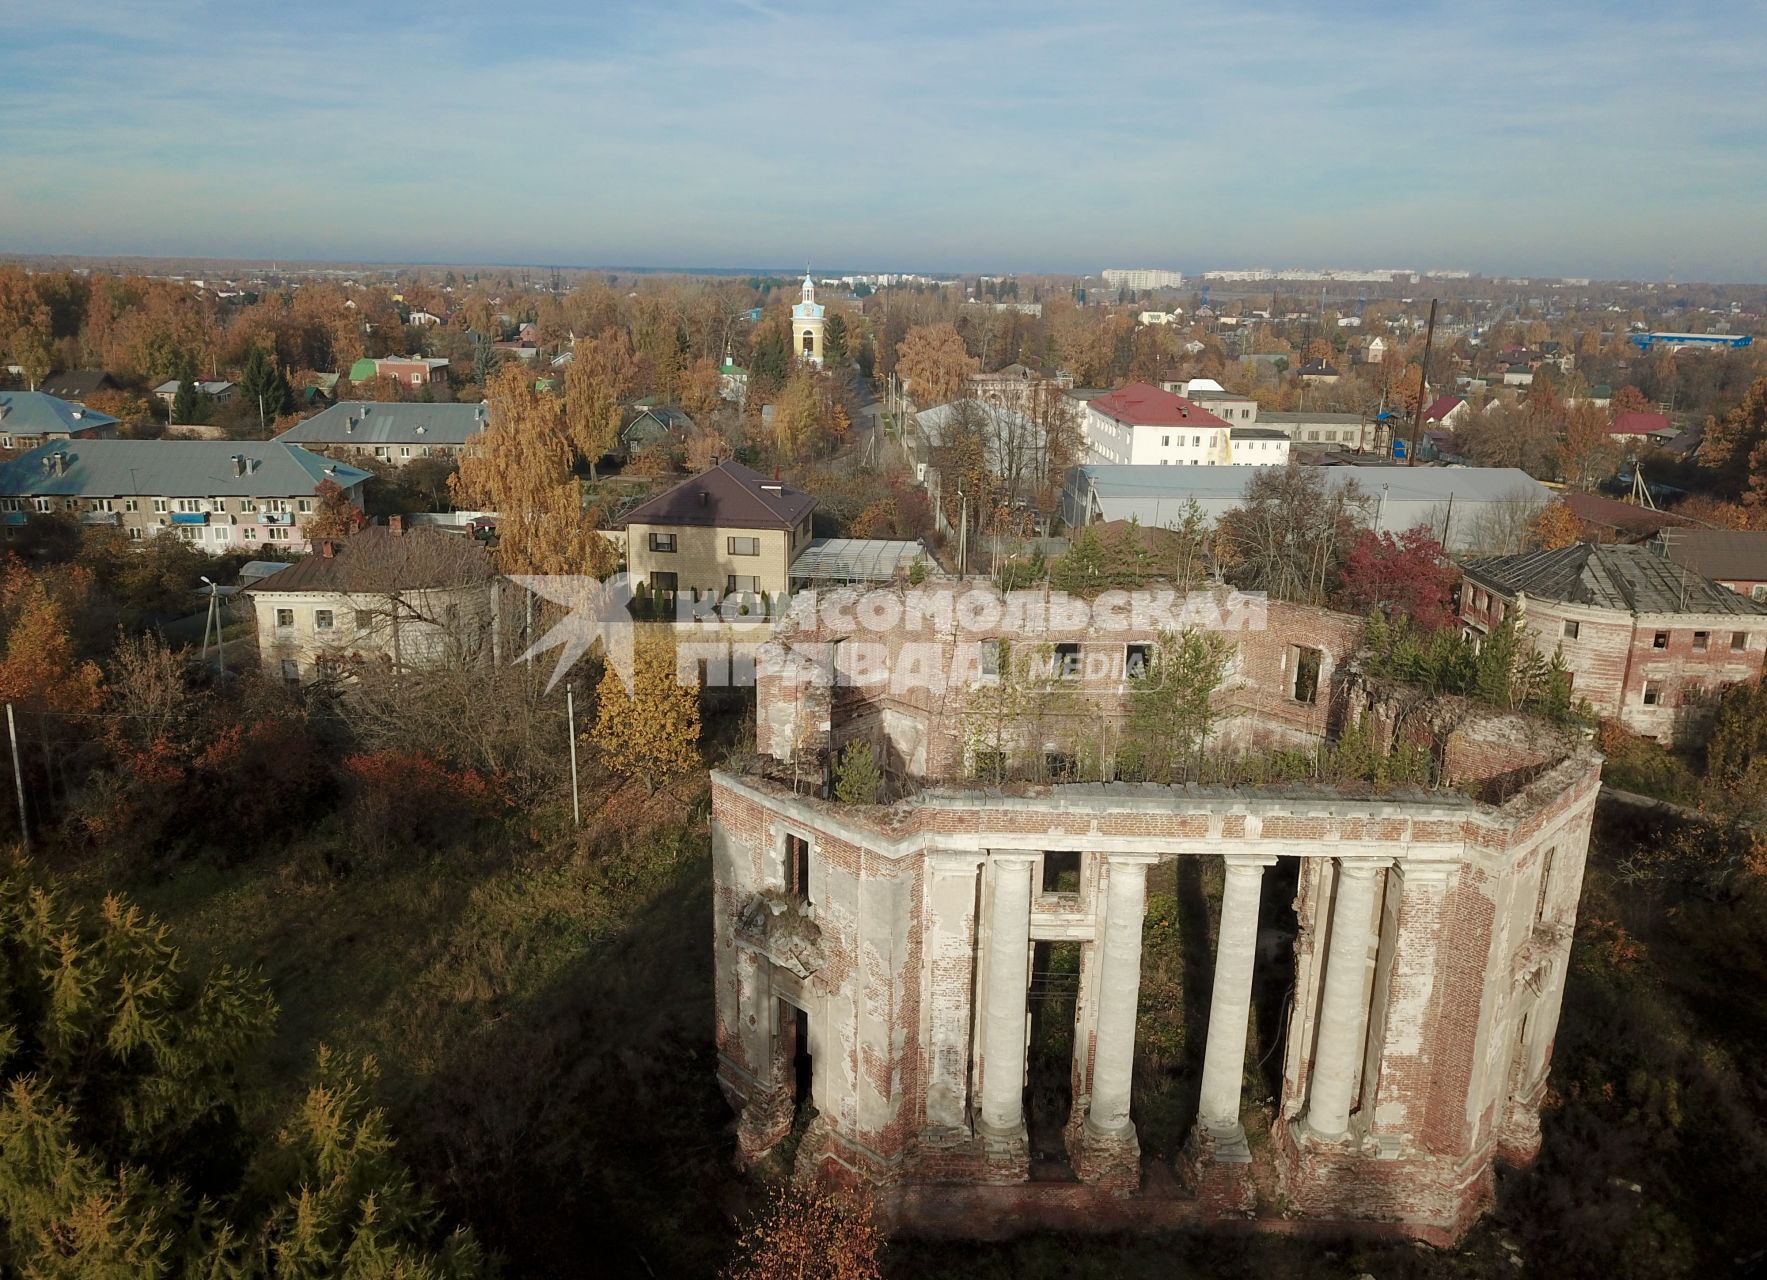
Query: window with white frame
124 498 138 512
239 498 257 512
314 609 334 631
267 526 290 541
33 498 51 513
242 526 257 541
176 498 204 513
0 499 20 512
152 498 167 512
297 498 313 513
127 527 143 541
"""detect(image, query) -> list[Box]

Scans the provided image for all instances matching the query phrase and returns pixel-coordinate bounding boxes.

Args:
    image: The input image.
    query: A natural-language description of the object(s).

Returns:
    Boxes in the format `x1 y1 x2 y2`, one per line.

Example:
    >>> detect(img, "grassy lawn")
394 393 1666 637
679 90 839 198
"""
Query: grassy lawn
58 776 741 1279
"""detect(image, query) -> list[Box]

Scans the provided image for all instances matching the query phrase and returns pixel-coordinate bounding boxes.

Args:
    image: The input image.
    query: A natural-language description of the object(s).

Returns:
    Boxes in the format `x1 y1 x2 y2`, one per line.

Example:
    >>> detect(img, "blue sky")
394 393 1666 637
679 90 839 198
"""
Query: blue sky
3 0 1765 280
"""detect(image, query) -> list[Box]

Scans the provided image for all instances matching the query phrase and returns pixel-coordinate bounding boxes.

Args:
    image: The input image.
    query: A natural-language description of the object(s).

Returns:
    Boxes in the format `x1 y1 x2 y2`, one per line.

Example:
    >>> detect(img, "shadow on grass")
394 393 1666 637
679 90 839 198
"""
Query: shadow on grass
391 843 741 1279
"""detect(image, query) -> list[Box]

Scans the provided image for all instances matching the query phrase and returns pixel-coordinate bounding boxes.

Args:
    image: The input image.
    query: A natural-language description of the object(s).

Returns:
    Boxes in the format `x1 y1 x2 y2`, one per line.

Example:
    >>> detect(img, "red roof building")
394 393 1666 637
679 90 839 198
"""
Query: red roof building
1423 394 1467 425
1607 411 1672 438
1080 382 1233 465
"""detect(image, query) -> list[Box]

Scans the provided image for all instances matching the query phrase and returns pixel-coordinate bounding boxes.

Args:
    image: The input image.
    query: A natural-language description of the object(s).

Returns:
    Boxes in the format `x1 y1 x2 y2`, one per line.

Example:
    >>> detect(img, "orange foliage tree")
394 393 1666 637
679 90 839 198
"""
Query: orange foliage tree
895 323 977 409
305 478 369 539
0 564 102 718
1529 500 1584 550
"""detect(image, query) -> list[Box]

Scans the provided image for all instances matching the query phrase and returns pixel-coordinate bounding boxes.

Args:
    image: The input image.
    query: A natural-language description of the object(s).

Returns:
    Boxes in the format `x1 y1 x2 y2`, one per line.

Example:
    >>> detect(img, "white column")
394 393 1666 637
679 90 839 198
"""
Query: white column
1084 857 1152 1137
977 855 1035 1138
1197 853 1276 1156
1304 858 1388 1140
923 851 984 1132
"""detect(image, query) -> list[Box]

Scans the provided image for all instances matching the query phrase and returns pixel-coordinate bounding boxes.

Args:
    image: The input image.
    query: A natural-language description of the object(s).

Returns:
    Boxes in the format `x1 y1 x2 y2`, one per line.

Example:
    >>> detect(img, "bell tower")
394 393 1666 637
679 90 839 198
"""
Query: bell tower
791 269 825 366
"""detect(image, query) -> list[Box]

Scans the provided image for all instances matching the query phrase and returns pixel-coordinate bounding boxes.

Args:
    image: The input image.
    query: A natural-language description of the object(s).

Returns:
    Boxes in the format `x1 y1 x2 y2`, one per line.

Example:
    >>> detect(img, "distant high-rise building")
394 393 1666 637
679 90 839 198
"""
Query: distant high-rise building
1102 267 1184 291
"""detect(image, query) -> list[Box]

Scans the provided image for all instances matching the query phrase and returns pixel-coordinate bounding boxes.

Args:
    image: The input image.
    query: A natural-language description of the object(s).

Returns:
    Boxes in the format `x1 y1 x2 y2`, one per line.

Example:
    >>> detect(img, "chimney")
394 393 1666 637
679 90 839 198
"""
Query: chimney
319 539 336 558
388 514 404 537
697 489 708 506
231 454 246 477
345 416 355 434
52 451 67 477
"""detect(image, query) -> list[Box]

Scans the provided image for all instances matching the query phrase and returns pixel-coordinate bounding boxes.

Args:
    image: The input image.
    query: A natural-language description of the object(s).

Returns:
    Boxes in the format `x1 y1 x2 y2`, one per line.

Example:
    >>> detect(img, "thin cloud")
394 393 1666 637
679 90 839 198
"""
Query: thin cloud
0 0 1763 278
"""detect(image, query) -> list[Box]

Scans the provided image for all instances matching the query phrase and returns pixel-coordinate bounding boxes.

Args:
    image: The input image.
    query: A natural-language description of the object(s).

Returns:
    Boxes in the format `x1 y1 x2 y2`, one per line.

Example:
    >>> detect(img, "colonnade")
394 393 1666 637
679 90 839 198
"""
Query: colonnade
969 851 1395 1164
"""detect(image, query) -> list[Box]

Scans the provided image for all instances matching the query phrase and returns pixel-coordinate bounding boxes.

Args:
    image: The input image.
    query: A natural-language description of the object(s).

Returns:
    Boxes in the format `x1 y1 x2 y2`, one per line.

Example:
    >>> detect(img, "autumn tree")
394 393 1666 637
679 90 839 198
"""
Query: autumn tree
1698 377 1767 503
1558 401 1620 489
770 370 825 462
564 330 637 479
679 355 725 423
1609 385 1652 418
0 565 103 719
1331 525 1459 631
303 477 369 539
1529 500 1585 550
453 366 615 576
590 632 700 785
895 323 978 409
1216 466 1368 605
9 324 52 390
724 1182 884 1280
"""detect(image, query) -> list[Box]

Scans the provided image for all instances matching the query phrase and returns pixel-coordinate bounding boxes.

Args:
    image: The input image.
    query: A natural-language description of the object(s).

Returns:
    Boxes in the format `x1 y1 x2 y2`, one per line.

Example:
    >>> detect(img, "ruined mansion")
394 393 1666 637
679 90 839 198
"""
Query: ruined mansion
710 583 1599 1243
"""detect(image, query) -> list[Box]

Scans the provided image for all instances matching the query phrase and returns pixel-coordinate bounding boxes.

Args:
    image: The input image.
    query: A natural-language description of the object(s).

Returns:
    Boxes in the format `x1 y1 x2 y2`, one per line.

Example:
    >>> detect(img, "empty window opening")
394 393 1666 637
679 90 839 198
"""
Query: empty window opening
786 833 811 901
1026 940 1081 1173
1053 642 1081 679
1732 631 1748 652
1041 851 1082 895
1292 645 1323 704
1652 631 1669 649
1562 620 1579 640
1642 680 1663 706
1125 643 1152 679
1693 630 1709 652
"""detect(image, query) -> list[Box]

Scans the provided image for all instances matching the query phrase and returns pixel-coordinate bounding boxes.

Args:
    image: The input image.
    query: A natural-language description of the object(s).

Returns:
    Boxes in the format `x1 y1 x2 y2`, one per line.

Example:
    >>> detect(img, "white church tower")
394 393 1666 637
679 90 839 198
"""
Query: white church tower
791 270 825 366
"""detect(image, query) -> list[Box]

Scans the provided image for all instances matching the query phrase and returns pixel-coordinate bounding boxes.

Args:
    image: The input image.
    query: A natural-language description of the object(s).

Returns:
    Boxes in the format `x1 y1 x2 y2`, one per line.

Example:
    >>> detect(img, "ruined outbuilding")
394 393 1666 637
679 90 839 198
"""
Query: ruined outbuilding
711 583 1600 1244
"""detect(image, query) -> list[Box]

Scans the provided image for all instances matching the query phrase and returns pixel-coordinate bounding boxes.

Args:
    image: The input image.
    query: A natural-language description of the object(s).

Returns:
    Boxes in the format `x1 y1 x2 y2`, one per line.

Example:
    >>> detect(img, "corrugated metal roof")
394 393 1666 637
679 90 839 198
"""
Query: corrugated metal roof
0 391 119 437
0 440 372 498
278 401 489 447
1074 463 1547 504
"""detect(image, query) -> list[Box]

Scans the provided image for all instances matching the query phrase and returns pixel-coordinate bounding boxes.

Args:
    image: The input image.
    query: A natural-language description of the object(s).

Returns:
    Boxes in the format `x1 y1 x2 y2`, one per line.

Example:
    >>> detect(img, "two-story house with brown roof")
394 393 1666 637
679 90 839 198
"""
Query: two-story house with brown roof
620 460 816 608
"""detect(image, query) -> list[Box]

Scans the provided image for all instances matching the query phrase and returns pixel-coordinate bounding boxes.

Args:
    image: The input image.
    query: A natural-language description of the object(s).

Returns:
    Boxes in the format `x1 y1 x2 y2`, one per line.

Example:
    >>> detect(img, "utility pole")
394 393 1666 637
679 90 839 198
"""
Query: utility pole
1406 297 1439 466
6 704 28 856
566 683 581 827
961 491 975 579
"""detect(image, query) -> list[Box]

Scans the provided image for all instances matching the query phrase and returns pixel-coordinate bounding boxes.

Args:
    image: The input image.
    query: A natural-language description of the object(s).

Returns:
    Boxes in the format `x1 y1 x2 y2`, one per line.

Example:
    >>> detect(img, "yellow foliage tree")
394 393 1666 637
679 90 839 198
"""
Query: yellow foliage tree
894 323 977 409
563 330 637 481
590 633 700 784
452 366 615 577
0 566 103 718
770 372 824 462
1528 500 1584 551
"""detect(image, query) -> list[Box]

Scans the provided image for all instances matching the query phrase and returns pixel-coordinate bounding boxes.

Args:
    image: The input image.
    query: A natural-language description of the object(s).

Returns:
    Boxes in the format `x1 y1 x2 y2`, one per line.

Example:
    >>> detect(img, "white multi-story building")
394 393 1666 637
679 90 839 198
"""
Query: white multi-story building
1102 268 1184 291
1079 382 1233 466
